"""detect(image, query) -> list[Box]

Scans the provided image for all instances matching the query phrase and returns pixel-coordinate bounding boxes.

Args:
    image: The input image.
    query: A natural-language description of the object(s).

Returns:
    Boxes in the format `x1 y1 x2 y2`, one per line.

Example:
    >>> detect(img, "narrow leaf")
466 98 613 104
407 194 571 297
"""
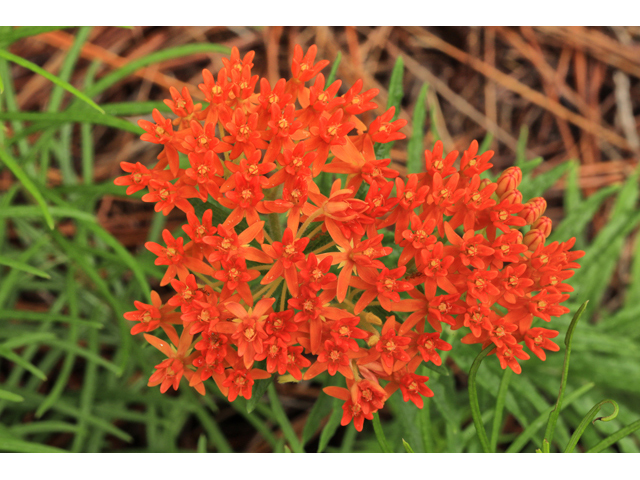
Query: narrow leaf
0 49 104 113
0 255 50 278
326 51 342 86
0 147 54 230
407 83 428 174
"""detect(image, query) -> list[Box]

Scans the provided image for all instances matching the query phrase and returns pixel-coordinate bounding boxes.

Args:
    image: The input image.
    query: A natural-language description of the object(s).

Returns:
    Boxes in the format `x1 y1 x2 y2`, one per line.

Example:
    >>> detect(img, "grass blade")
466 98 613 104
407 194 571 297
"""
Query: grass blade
0 111 142 134
490 366 513 452
0 146 55 230
0 27 74 47
0 437 67 453
407 83 428 174
586 418 640 453
326 51 342 86
564 399 619 453
0 49 104 114
372 411 392 453
267 383 304 453
507 382 595 453
0 389 23 402
0 254 50 279
318 398 343 452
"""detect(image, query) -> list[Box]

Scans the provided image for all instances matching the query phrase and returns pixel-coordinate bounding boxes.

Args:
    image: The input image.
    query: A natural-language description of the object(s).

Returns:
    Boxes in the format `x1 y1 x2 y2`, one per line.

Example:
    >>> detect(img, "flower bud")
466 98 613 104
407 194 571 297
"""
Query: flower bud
479 178 493 191
367 334 380 347
523 228 546 251
495 166 522 197
519 197 547 225
500 188 523 205
532 216 552 238
364 312 383 326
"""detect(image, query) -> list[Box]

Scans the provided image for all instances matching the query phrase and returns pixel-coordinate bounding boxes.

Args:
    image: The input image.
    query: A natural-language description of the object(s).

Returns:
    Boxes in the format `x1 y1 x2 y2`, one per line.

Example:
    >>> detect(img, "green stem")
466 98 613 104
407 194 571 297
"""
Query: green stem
543 301 588 450
564 399 618 453
267 383 304 453
490 366 513 452
372 411 392 453
468 344 495 453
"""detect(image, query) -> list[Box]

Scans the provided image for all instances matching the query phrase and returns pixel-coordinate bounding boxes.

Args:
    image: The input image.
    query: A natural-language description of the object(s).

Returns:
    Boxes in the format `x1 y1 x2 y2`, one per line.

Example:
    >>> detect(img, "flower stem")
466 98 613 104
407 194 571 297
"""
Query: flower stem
311 241 336 255
468 344 495 453
296 209 322 239
543 300 588 450
252 277 282 301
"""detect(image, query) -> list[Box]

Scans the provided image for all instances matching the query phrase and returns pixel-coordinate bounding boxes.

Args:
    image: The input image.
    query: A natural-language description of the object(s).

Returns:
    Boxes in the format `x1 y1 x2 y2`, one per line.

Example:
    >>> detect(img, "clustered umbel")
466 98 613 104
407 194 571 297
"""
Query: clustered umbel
116 45 583 431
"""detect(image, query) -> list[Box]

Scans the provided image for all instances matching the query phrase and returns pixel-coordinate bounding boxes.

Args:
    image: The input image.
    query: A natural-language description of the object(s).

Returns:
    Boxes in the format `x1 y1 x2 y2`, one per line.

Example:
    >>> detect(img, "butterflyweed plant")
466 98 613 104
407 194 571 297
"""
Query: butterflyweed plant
2 26 640 454
115 44 587 437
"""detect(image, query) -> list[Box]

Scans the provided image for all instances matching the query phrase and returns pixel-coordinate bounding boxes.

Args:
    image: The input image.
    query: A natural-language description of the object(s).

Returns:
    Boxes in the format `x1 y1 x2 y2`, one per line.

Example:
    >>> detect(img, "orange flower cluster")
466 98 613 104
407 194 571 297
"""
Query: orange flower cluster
116 45 583 431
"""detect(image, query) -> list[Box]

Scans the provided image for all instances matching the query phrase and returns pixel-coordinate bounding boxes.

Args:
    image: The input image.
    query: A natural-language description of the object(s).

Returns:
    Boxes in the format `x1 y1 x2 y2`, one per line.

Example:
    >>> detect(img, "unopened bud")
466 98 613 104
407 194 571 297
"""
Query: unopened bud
523 228 546 251
277 374 300 384
519 197 547 225
479 178 493 191
495 167 522 197
532 216 552 238
500 189 523 205
367 335 380 347
364 312 383 326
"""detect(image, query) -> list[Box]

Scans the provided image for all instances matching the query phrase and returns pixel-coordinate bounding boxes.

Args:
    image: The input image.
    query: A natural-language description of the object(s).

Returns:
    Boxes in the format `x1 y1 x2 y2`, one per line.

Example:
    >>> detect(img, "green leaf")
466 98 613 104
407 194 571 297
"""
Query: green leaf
0 27 74 47
520 160 573 200
0 348 48 381
372 411 392 453
197 434 207 453
302 384 334 445
0 111 142 134
586 418 640 453
0 436 67 453
0 255 50 278
0 389 23 402
407 83 428 174
318 397 343 452
246 375 273 413
506 382 595 453
402 438 415 453
83 44 230 100
490 367 513 452
548 184 619 244
478 132 494 154
0 310 102 329
564 399 619 453
0 147 55 230
0 71 3 94
387 56 404 117
267 383 303 453
10 421 79 435
374 56 404 160
326 51 342 86
422 361 449 376
0 49 103 114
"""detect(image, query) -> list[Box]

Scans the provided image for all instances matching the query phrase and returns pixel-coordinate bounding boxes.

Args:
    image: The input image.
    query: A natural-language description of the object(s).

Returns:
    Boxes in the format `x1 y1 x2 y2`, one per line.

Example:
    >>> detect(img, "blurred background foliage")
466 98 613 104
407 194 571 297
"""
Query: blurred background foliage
0 26 639 453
